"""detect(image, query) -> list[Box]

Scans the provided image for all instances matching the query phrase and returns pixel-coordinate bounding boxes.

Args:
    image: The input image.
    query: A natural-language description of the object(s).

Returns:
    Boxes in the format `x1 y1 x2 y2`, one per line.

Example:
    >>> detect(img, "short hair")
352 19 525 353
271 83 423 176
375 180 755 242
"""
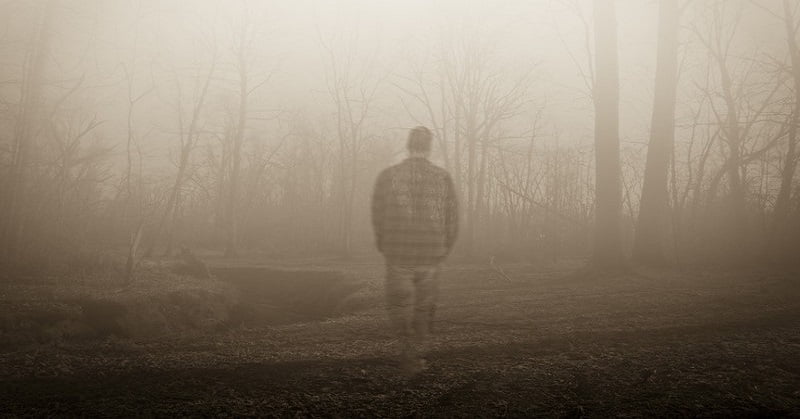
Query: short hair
407 126 432 153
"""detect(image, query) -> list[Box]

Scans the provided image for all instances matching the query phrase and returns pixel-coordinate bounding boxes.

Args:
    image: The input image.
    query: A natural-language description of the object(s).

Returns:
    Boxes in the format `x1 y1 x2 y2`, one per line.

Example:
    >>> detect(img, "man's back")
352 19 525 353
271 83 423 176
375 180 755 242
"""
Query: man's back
372 126 458 376
371 157 458 266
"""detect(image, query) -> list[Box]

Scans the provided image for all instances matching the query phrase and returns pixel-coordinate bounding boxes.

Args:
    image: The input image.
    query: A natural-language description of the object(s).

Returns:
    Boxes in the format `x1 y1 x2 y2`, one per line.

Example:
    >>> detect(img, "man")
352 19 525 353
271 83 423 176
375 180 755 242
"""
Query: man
371 126 459 374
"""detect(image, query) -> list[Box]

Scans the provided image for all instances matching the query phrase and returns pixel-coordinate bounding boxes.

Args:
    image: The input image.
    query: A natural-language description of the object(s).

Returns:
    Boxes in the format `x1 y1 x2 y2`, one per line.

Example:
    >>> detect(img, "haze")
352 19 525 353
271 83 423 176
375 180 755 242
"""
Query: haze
1 0 798 416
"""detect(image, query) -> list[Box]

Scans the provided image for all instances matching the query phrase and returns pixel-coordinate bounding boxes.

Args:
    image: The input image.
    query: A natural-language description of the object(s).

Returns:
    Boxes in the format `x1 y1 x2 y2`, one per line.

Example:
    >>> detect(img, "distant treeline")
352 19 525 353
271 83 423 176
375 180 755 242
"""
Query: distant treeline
0 0 798 277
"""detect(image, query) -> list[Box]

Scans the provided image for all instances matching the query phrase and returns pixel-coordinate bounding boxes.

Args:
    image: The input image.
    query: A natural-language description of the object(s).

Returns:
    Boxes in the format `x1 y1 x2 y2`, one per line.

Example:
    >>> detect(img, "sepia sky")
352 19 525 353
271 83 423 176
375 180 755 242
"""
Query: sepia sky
1 1 784 171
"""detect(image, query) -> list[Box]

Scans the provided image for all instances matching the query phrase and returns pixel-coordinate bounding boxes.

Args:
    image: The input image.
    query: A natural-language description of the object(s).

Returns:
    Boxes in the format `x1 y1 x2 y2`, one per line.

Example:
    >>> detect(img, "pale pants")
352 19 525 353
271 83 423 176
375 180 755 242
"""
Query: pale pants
385 264 440 359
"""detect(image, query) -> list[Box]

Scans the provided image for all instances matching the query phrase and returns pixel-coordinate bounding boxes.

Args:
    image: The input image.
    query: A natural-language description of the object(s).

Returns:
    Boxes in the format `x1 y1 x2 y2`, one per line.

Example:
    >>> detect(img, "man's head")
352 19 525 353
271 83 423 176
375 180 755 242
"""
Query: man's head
407 126 432 157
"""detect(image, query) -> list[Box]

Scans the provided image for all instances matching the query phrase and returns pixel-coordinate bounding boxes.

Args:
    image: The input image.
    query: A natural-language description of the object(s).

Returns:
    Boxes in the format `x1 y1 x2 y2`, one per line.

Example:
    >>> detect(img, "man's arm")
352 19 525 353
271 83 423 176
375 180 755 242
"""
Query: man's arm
444 173 459 252
371 171 387 253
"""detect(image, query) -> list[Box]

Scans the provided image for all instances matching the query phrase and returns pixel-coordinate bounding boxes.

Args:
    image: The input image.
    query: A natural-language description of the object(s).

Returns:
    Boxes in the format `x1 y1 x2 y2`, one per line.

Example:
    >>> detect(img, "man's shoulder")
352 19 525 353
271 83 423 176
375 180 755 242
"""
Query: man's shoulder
431 163 450 175
378 162 402 178
376 163 402 186
380 159 452 179
427 162 452 180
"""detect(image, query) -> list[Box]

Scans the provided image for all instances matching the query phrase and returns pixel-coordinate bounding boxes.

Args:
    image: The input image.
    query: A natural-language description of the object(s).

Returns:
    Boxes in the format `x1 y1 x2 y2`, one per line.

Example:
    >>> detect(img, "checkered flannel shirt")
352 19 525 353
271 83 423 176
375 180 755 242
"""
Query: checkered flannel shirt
371 157 459 266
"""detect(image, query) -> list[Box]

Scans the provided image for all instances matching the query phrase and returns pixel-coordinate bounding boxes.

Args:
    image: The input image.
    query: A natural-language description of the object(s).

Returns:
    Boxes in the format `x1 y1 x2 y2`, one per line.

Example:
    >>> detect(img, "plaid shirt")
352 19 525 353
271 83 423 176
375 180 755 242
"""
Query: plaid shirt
371 157 459 266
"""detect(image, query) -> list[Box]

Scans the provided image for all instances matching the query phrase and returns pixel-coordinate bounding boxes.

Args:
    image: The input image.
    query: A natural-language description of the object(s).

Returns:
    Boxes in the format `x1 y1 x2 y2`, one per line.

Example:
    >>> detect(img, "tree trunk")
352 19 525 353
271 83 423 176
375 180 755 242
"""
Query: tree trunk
438 72 451 171
633 0 679 266
767 0 800 262
226 32 248 258
466 125 477 256
717 54 747 256
1 0 55 264
345 124 359 258
147 55 216 256
474 136 489 254
454 102 463 221
591 0 624 269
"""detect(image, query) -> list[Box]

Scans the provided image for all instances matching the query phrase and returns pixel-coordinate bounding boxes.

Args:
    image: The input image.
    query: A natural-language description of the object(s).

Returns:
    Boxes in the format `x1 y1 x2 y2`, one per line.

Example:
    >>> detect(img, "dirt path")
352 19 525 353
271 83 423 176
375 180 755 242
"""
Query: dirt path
1 265 799 417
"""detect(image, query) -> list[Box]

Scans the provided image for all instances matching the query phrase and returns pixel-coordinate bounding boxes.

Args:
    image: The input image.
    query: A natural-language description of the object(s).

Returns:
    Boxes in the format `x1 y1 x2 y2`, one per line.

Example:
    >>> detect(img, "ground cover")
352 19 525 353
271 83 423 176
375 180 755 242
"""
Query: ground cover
1 261 798 416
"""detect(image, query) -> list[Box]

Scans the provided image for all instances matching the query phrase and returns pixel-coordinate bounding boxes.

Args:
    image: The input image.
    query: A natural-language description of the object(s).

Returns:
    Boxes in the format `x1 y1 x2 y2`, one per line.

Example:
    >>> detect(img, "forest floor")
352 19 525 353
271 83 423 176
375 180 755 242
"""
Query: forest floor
1 258 799 417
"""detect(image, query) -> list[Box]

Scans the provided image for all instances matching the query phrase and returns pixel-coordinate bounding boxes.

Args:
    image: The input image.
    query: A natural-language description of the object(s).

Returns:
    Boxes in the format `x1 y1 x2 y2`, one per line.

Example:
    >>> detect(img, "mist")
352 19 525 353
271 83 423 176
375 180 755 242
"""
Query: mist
1 0 798 416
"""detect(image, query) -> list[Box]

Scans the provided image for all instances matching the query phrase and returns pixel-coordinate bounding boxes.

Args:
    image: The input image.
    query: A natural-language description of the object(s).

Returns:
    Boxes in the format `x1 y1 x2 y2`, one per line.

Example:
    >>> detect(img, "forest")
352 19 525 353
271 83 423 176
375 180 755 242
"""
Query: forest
1 0 799 416
1 0 799 271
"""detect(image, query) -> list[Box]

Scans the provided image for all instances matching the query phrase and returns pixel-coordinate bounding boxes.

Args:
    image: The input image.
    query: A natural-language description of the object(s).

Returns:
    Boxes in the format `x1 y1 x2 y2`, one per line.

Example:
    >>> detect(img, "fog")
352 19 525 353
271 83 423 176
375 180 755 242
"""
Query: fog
1 0 799 416
1 0 789 265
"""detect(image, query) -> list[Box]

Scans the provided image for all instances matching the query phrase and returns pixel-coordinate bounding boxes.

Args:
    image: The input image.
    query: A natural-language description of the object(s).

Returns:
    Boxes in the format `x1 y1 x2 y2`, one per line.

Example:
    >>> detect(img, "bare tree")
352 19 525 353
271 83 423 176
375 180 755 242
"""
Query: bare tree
766 0 800 261
0 0 56 265
692 2 788 258
317 25 384 257
222 2 273 257
592 0 624 268
633 0 680 266
120 3 154 280
147 41 218 256
396 34 531 255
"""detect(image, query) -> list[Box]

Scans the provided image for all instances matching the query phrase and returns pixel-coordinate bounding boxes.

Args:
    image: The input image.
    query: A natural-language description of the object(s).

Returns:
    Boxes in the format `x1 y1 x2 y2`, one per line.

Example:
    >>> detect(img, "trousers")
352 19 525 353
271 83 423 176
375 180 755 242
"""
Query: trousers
385 264 440 358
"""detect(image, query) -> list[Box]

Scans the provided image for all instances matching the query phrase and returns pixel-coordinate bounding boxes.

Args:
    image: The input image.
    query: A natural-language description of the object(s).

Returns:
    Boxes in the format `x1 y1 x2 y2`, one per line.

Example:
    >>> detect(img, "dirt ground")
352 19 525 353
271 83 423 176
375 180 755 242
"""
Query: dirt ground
1 261 799 417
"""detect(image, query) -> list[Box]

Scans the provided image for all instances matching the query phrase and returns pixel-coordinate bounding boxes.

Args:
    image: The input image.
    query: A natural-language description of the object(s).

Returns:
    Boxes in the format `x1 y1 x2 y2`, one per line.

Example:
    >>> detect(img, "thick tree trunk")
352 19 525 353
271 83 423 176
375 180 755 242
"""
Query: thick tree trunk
767 0 800 262
591 0 624 269
1 0 55 264
633 0 679 266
